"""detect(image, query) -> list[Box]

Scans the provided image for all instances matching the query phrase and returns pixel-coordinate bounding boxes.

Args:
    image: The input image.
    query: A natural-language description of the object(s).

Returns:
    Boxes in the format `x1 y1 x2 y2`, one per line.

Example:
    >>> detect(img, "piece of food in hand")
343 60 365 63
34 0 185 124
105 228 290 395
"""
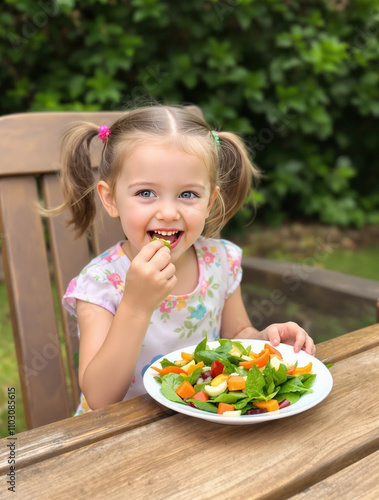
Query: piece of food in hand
152 236 171 248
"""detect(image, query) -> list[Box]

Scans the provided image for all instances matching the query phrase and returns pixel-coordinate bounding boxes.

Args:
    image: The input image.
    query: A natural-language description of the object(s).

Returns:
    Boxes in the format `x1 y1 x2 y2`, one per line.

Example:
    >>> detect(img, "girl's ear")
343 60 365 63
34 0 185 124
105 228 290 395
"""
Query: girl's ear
206 186 220 219
97 181 119 218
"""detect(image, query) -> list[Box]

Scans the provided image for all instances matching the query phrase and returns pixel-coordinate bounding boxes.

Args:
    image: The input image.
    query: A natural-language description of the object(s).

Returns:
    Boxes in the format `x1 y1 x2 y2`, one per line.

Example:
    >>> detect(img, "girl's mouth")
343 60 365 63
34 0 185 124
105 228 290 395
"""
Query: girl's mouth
148 230 183 249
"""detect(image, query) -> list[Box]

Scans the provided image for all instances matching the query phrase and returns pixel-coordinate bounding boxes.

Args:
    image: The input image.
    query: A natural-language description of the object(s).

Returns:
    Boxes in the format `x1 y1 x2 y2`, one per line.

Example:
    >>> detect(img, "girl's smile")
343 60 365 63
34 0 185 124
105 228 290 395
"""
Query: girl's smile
98 144 219 267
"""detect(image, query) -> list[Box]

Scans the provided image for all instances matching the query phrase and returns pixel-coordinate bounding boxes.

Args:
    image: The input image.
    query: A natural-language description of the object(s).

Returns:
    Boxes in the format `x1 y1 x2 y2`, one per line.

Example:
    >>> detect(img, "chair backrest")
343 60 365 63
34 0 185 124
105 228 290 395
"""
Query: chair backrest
0 107 203 429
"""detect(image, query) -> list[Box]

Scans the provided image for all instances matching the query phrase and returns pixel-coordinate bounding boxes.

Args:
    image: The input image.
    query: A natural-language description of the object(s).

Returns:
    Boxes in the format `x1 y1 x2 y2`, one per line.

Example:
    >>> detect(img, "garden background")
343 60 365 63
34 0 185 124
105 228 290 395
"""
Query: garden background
1 0 379 434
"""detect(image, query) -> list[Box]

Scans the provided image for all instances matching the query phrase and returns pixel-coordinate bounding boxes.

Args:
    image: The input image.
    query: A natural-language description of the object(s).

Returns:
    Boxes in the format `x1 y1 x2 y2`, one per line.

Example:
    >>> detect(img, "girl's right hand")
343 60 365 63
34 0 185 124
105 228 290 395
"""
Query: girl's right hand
123 239 177 314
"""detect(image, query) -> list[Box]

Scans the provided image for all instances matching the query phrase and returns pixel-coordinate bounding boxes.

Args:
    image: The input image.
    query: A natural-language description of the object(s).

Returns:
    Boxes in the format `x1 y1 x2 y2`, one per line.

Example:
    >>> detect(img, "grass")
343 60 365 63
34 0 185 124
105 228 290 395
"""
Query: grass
0 239 378 437
266 245 379 282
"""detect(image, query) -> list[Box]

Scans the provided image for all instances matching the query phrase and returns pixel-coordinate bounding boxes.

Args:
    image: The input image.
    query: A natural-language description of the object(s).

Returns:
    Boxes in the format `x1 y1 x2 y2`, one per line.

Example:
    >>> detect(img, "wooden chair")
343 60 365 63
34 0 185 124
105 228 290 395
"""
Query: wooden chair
1 109 379 430
0 107 204 429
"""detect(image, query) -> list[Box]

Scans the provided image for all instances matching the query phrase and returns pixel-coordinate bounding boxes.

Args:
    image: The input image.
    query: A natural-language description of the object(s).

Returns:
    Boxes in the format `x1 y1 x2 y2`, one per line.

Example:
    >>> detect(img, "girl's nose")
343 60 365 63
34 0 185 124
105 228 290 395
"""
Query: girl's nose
156 200 180 221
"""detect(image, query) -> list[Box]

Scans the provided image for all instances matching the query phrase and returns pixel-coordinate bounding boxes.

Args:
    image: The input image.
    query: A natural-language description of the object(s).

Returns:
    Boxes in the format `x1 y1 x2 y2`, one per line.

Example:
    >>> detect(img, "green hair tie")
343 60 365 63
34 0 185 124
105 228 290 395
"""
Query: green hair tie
211 130 221 146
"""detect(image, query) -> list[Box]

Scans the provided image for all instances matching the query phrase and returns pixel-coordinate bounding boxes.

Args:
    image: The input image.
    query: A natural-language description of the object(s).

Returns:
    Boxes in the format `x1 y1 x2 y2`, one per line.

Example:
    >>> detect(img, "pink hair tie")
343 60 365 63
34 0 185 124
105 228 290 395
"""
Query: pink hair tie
98 125 110 143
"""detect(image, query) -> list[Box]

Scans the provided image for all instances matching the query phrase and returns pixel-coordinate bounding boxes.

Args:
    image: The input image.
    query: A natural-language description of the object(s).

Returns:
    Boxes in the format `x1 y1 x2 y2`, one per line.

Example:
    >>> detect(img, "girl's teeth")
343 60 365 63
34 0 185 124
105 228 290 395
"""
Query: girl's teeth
155 231 178 236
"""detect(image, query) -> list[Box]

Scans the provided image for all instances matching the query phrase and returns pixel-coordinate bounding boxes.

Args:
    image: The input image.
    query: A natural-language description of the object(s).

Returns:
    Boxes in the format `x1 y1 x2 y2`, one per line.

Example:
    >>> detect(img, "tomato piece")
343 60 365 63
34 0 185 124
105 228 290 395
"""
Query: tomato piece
286 365 296 375
210 360 224 378
264 343 283 360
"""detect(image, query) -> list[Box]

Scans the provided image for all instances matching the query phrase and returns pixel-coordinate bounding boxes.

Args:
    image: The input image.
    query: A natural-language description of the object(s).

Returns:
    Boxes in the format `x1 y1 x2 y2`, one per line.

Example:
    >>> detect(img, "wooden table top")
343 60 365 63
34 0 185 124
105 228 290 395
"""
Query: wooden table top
1 324 379 499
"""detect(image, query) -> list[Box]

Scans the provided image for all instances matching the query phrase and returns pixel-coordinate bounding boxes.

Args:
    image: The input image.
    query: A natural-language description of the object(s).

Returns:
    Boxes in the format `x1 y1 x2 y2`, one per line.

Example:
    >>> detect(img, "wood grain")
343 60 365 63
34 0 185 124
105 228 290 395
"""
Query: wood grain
0 394 173 475
315 323 379 365
3 345 378 499
289 450 379 499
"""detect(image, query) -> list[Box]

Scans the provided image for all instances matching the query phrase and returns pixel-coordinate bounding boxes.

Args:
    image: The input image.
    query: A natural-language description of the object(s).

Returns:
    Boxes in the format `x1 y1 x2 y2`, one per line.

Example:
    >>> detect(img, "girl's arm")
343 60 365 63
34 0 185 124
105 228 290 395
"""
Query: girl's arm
220 285 315 355
77 239 177 410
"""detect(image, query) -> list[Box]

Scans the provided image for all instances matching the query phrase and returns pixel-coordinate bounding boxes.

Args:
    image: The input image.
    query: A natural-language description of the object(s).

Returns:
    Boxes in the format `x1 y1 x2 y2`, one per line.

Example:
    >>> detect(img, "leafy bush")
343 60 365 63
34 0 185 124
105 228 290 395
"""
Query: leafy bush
1 0 379 233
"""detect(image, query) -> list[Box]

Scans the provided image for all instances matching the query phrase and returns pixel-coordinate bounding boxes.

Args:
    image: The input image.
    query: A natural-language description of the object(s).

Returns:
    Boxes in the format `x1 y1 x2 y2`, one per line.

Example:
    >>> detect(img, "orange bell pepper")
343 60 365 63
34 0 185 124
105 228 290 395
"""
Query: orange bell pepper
217 402 235 414
186 361 204 375
151 366 186 375
175 380 196 399
239 348 270 369
181 352 193 362
293 362 312 376
264 343 283 360
227 375 246 391
253 399 279 412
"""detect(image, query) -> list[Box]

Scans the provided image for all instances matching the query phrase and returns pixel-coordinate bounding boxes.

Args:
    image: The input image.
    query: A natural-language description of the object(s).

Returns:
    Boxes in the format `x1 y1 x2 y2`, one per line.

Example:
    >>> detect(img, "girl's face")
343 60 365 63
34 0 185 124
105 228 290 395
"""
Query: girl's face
98 144 219 265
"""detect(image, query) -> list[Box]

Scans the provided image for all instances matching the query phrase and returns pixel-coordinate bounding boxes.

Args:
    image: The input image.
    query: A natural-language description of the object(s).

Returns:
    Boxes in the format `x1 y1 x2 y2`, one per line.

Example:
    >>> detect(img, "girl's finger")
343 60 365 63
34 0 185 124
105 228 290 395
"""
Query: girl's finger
302 335 316 356
264 325 281 346
293 327 307 353
136 239 166 262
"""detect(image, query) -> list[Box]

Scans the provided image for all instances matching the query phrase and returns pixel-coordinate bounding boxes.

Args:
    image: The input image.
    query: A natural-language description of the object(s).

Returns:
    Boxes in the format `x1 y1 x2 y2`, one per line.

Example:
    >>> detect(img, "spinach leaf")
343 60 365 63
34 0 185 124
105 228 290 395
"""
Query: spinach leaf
160 358 177 368
246 365 267 400
187 399 218 413
193 337 208 363
211 392 247 404
273 363 288 385
263 361 275 395
274 393 301 405
299 374 317 392
160 373 186 405
278 377 313 395
193 381 212 393
234 397 252 410
214 340 233 356
186 367 202 385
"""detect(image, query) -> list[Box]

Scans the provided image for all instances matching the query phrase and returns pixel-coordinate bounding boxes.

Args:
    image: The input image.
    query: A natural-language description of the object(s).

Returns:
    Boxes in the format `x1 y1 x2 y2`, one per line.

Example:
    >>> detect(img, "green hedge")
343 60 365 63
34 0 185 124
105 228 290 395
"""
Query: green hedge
1 0 379 233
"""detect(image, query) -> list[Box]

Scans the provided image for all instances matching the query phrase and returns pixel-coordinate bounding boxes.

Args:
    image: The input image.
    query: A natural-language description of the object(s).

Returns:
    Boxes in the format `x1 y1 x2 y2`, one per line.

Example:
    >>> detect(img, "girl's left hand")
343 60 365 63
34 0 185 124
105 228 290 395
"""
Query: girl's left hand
261 321 315 356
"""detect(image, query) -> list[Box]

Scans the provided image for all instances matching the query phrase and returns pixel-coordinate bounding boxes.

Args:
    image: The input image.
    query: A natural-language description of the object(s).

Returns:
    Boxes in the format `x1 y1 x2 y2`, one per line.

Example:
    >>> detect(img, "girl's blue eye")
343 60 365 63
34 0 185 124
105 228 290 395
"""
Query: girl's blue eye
180 191 197 199
137 190 154 198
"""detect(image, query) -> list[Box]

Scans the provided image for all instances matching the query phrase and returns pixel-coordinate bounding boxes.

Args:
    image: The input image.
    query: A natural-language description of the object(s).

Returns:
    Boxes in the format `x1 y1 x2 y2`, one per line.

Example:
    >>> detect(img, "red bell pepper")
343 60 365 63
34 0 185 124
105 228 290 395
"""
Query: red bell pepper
210 360 224 378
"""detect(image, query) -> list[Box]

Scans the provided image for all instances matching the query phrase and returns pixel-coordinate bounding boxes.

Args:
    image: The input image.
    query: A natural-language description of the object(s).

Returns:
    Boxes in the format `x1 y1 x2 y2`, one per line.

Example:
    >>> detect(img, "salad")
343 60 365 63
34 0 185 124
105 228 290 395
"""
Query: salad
151 337 316 417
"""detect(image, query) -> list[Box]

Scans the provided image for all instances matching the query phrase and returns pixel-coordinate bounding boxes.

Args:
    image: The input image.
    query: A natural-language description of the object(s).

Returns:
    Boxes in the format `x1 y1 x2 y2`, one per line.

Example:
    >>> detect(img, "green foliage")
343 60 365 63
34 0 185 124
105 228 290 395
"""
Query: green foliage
1 0 379 231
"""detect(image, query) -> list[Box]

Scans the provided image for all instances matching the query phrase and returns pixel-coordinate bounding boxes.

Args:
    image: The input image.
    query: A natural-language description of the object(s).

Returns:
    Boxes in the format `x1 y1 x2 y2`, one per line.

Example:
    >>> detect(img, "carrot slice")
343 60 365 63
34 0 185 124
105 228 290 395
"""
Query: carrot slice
217 402 235 414
175 380 196 399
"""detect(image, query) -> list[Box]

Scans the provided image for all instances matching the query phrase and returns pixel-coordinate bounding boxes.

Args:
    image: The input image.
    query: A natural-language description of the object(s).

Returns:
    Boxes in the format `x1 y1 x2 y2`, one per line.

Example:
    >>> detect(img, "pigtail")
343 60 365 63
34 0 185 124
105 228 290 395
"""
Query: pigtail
41 122 100 237
204 131 260 237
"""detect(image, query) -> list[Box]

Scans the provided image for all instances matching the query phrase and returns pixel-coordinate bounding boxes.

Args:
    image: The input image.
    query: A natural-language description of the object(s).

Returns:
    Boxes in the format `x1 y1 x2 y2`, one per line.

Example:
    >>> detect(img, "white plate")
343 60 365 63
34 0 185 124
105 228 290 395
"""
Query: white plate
143 339 333 425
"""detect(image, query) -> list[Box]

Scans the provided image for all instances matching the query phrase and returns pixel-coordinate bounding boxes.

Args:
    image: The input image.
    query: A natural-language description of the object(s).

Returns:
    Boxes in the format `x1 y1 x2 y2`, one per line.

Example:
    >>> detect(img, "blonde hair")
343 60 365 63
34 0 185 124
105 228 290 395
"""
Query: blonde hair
46 104 260 238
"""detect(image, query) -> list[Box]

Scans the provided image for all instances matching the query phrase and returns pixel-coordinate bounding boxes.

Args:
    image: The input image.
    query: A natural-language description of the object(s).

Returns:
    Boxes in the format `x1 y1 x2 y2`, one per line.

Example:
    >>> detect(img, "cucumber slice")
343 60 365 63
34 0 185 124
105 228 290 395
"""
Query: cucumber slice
152 236 171 249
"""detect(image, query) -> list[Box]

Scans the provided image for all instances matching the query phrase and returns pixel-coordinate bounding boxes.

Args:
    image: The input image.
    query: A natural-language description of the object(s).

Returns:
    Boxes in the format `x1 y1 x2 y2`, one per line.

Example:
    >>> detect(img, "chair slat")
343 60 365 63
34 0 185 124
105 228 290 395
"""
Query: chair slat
0 112 119 176
0 176 71 428
42 173 92 412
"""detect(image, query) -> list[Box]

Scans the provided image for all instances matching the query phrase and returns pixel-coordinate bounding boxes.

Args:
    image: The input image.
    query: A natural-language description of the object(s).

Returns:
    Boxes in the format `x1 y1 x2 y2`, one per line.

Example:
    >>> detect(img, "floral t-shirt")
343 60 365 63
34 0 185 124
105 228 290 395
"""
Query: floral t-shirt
62 236 242 415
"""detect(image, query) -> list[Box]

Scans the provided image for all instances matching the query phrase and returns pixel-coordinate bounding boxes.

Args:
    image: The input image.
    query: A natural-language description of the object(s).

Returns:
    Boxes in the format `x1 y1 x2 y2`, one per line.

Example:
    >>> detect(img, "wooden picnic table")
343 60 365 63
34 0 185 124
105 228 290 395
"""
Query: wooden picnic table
1 324 378 499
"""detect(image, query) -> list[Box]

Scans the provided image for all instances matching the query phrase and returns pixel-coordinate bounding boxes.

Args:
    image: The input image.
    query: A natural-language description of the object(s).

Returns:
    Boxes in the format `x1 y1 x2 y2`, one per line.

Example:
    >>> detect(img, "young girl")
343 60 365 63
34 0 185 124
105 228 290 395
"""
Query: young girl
57 105 315 415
